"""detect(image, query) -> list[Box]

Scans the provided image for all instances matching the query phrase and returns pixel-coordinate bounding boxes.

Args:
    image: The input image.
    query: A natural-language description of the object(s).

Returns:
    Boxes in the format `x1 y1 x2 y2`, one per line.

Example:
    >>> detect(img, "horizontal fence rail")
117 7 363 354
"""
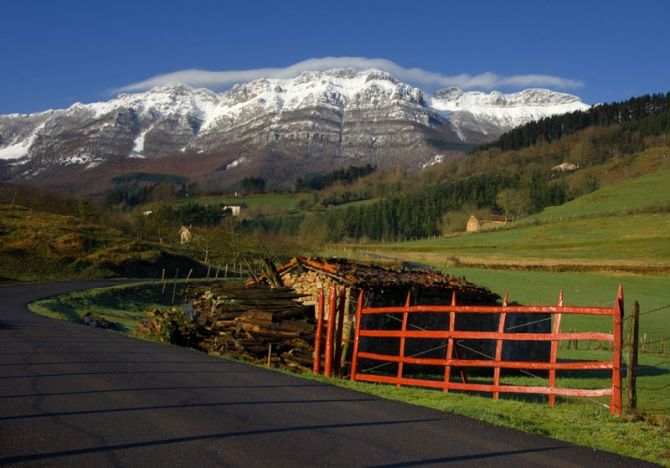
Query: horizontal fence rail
350 286 624 415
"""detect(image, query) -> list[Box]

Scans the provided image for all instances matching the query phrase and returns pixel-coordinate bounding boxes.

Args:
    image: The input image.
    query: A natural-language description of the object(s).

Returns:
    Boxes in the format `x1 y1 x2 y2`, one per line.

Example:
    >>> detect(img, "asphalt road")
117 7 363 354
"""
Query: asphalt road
0 281 655 467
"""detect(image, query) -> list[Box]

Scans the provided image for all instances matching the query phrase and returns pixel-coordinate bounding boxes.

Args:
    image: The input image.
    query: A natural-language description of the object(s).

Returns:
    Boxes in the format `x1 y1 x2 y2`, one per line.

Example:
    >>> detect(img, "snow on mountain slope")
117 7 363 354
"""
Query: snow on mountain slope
0 69 590 182
430 87 589 139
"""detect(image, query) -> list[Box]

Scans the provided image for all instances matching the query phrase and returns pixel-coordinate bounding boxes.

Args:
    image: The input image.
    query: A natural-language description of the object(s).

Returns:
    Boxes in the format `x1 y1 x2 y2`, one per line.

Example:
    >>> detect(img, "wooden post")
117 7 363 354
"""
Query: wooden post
350 290 364 380
443 291 457 393
224 264 228 278
338 288 353 373
626 300 640 413
548 290 563 407
324 287 337 377
611 284 624 416
333 285 347 376
171 268 180 304
396 291 411 387
160 268 166 294
493 293 508 400
267 344 272 367
312 290 325 375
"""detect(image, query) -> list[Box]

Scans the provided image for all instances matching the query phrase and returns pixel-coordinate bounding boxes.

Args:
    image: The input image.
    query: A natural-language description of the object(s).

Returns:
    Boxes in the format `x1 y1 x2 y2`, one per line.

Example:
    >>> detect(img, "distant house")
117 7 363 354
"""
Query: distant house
551 162 579 173
179 225 192 244
466 215 481 233
223 205 243 216
466 214 510 233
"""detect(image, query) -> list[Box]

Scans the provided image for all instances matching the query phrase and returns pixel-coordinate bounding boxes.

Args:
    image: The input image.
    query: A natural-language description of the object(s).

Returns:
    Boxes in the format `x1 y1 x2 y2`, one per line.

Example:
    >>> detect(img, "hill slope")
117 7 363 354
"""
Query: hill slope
0 205 206 281
531 167 670 221
354 169 670 272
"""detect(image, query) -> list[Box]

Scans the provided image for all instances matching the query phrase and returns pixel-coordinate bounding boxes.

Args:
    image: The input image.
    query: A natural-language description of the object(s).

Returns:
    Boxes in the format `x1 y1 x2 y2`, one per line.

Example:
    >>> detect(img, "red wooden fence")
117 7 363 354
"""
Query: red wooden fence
313 286 348 378
349 285 625 415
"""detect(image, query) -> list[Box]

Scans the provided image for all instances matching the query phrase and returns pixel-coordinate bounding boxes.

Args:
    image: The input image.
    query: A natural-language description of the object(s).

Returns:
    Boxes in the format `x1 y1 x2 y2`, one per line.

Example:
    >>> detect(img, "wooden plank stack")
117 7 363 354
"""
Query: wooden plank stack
135 283 316 371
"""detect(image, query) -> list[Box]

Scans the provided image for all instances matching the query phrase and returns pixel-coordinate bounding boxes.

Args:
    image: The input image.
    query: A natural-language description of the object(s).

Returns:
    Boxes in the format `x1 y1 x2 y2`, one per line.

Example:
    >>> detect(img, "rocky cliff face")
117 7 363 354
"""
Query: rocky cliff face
0 69 589 186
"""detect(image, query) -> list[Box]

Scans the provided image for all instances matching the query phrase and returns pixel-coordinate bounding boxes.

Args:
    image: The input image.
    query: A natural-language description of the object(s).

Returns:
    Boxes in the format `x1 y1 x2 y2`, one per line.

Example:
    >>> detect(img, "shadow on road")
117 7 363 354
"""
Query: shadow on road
0 397 380 421
0 418 441 465
0 383 330 399
371 446 564 466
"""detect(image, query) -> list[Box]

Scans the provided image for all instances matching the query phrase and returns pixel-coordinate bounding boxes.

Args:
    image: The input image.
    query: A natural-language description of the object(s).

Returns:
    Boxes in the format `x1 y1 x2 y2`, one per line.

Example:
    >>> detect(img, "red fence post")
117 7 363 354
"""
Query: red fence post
443 291 457 393
549 290 564 407
334 285 346 376
350 290 364 380
611 284 624 415
396 291 411 387
312 289 325 375
324 287 337 377
493 293 509 399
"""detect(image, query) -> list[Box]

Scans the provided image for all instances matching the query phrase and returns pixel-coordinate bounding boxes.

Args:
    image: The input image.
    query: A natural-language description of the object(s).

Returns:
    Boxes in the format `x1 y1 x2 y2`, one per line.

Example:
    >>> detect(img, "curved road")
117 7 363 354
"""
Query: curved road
0 281 653 467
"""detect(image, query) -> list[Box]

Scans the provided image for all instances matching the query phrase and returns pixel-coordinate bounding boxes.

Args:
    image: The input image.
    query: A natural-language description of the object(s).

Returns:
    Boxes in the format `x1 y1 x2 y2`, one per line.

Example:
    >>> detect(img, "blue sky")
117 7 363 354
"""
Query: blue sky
1 0 668 114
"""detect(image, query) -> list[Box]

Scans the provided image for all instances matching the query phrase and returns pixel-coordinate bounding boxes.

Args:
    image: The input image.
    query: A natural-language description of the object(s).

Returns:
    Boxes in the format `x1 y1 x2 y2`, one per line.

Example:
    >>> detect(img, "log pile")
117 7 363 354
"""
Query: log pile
135 283 316 371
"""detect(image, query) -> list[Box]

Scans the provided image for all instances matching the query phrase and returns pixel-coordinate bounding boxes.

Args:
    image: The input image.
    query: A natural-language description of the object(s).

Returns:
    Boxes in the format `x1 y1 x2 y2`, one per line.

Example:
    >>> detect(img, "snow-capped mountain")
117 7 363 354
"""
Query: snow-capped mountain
429 87 589 142
0 69 589 187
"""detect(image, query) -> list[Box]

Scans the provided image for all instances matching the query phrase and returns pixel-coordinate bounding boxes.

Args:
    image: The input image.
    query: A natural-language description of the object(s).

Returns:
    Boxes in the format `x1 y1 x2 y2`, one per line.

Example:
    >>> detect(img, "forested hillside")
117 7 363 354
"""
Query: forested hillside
239 91 670 242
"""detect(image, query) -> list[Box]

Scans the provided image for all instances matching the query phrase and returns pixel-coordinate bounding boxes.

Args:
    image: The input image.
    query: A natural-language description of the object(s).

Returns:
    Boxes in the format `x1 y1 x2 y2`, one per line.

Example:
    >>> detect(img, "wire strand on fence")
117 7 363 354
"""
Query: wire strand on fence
371 313 550 380
637 384 670 391
505 317 552 331
362 343 448 373
359 311 614 411
641 358 670 367
639 303 670 316
452 340 546 381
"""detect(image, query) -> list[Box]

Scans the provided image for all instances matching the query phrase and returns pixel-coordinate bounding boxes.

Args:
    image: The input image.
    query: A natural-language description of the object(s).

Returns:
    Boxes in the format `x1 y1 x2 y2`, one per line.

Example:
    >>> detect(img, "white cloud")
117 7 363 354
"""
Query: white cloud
115 57 584 93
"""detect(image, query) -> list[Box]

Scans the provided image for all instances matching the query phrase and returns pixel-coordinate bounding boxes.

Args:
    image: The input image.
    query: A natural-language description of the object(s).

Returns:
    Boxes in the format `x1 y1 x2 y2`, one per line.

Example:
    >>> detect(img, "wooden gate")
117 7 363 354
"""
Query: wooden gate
349 286 624 415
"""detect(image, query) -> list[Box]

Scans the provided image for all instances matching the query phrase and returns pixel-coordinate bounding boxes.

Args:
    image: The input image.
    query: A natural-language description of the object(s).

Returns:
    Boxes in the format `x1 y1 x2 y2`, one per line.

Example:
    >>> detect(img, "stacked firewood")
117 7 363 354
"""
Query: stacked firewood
135 283 316 371
252 256 501 306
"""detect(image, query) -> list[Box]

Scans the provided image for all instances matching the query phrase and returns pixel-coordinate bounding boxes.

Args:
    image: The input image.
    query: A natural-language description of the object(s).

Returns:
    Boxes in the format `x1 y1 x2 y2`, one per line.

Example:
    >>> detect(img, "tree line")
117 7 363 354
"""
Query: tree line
241 172 568 242
295 164 376 191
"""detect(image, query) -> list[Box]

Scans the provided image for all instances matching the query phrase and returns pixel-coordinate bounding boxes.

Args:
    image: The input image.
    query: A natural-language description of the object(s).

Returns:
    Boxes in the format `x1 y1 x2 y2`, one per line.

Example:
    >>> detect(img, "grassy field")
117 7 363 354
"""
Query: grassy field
359 211 670 270
443 267 670 339
532 168 670 221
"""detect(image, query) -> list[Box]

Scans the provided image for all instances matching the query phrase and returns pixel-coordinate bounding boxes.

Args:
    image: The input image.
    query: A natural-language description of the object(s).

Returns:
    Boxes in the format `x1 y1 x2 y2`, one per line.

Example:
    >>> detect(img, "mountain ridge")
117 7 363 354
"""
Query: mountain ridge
0 68 589 189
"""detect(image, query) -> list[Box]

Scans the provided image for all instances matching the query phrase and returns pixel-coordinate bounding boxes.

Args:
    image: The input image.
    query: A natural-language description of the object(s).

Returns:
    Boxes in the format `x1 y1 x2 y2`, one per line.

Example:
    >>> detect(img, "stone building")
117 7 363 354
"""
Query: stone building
466 214 510 233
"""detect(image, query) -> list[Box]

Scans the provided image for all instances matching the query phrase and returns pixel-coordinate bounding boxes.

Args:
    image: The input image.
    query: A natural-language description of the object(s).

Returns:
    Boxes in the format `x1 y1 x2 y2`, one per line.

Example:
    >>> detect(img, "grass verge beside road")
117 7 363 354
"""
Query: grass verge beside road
28 280 219 333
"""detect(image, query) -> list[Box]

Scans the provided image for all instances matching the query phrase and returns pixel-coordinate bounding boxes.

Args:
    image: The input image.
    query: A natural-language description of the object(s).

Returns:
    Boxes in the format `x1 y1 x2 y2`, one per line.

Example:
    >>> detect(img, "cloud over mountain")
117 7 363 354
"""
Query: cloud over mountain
116 57 584 93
